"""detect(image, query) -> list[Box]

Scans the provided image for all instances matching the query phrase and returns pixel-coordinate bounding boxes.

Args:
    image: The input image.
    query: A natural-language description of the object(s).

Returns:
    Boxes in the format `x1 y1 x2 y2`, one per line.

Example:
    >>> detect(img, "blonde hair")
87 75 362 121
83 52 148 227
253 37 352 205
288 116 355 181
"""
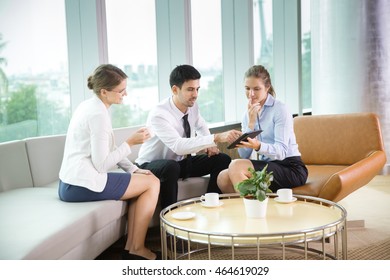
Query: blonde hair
244 65 275 97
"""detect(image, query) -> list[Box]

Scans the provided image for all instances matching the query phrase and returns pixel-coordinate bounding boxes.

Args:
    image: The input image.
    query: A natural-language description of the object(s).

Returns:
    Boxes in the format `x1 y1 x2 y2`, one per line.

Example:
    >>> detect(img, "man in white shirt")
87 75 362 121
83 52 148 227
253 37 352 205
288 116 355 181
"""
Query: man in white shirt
136 65 241 209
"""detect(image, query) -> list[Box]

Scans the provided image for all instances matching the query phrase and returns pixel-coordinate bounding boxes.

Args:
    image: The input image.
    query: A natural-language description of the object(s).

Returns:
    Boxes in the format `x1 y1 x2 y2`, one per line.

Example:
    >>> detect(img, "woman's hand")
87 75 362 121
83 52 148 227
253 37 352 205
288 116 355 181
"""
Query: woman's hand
126 127 151 146
236 137 261 151
247 99 262 130
133 168 153 175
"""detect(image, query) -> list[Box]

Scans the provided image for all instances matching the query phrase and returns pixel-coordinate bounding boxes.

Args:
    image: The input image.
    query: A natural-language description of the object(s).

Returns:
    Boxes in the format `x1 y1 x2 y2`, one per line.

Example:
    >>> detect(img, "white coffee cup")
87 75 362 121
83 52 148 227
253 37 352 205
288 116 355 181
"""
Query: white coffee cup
200 192 219 206
276 188 293 202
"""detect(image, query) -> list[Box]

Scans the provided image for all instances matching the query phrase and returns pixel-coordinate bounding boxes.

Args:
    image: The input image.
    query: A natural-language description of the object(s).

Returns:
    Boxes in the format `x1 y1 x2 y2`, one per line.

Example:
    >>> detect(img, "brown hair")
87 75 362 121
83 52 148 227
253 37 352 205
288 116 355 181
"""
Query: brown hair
87 64 127 95
244 65 275 97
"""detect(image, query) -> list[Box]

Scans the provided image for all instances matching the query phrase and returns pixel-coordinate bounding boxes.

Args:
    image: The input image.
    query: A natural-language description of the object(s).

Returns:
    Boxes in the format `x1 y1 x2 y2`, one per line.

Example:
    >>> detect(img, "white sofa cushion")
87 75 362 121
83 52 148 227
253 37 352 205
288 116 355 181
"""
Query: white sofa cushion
0 140 33 192
0 185 127 259
25 135 66 187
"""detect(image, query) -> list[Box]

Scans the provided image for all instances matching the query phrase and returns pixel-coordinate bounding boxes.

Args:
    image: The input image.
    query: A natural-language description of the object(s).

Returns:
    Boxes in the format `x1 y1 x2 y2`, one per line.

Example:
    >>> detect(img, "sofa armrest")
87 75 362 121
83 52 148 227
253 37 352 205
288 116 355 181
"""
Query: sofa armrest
319 150 386 202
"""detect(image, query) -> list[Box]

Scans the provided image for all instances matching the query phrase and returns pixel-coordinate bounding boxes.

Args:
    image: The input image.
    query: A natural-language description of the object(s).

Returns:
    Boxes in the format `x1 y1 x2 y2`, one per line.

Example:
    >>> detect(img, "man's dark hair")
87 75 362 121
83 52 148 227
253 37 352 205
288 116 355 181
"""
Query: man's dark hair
169 65 201 88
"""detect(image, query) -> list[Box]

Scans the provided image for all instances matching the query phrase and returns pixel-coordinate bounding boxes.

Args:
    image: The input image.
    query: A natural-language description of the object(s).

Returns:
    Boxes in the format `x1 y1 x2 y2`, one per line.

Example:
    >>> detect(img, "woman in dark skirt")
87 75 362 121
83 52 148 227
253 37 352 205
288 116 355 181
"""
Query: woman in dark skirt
59 64 160 260
217 65 308 193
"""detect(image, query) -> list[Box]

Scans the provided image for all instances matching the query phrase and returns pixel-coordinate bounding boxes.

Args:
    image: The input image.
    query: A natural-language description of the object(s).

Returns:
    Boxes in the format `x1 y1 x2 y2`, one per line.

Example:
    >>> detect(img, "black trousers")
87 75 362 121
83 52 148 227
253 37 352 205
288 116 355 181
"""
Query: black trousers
139 153 231 209
251 156 308 192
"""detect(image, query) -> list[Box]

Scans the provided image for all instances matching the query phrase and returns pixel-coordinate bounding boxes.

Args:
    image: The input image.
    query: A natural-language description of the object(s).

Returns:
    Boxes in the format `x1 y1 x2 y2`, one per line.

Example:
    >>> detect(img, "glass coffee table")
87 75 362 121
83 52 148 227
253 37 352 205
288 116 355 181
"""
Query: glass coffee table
160 194 347 260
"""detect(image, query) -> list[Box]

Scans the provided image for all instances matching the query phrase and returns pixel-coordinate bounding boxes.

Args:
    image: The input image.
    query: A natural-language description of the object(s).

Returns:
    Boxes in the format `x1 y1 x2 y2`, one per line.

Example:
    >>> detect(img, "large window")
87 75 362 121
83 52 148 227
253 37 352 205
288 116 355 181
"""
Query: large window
105 0 158 128
253 0 273 75
0 0 70 143
0 0 310 143
191 0 224 123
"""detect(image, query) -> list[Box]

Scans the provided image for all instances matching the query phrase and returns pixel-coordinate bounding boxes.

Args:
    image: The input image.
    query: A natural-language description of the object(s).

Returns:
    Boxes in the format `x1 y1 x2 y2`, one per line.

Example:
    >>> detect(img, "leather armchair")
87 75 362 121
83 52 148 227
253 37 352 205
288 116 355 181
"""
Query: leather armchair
292 113 386 202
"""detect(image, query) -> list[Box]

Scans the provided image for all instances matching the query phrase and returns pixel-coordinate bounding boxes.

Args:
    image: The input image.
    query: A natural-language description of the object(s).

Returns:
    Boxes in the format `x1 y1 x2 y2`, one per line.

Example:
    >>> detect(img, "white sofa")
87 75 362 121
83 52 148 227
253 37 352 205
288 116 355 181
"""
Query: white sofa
0 126 209 260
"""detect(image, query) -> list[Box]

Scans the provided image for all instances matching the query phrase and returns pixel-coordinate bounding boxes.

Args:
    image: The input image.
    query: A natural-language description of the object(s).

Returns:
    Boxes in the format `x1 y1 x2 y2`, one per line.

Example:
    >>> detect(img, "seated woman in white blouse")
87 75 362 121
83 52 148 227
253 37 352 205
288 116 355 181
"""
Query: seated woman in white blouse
59 64 160 260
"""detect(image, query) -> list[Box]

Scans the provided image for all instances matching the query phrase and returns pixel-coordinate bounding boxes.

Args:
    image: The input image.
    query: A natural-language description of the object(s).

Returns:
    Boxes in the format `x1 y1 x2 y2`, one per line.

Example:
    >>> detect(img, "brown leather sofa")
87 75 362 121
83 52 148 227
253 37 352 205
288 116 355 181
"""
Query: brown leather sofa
292 113 387 202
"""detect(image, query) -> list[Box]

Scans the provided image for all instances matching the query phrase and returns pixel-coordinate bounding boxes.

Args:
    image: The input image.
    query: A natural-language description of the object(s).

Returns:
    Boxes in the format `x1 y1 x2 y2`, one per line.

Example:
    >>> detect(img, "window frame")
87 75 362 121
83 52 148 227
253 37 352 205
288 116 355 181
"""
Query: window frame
66 0 305 125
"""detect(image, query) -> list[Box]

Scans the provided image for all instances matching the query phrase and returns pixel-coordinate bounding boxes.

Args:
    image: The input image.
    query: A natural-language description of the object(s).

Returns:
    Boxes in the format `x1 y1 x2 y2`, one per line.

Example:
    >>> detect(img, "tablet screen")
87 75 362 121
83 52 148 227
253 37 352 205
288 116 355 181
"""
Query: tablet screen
227 130 262 149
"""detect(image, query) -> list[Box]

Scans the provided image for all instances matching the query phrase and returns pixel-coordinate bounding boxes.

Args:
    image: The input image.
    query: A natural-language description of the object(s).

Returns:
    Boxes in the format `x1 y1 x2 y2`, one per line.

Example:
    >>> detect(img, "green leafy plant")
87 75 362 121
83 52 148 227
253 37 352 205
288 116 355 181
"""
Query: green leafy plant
235 165 273 202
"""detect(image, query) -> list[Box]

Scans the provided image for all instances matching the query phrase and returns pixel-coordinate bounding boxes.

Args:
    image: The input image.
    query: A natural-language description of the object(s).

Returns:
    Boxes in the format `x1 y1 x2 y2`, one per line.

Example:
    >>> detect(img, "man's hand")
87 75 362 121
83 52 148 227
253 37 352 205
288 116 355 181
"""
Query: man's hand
214 129 242 143
205 146 220 157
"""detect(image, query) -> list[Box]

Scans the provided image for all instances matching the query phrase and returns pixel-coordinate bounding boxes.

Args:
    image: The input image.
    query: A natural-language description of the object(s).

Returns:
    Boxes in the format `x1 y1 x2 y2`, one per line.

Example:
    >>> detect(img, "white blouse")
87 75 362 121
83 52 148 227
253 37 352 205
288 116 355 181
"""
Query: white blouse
59 96 138 192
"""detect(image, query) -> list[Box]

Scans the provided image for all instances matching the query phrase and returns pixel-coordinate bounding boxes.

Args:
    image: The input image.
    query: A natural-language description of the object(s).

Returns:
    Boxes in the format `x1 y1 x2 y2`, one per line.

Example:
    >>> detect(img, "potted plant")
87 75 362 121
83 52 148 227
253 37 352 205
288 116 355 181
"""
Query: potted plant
235 165 273 218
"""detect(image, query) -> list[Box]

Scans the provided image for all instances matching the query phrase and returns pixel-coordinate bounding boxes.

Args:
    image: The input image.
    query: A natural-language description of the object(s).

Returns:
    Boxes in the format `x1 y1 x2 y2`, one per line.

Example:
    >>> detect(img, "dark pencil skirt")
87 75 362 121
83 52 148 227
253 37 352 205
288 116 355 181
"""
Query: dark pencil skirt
251 156 308 192
58 172 131 202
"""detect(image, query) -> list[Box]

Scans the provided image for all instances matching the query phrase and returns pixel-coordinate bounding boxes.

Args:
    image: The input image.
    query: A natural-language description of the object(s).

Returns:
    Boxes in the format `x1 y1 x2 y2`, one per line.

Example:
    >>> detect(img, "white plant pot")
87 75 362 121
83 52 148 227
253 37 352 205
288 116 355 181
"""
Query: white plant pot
243 197 269 218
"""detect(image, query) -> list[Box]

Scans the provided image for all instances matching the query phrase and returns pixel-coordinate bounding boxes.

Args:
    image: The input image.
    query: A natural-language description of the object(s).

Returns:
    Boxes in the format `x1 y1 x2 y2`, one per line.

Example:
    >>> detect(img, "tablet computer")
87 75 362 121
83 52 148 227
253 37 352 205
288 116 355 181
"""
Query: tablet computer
227 130 263 149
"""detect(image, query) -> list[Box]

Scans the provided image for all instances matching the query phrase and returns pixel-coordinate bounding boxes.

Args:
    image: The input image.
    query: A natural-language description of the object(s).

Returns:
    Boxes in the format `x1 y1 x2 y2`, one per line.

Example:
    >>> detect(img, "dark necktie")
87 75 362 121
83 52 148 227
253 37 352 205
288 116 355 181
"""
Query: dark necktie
182 114 192 180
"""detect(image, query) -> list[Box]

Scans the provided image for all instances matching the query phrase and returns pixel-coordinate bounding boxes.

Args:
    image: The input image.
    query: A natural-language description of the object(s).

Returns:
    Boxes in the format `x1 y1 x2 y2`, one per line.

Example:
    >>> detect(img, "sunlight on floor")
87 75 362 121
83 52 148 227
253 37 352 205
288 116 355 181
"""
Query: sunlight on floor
338 175 390 248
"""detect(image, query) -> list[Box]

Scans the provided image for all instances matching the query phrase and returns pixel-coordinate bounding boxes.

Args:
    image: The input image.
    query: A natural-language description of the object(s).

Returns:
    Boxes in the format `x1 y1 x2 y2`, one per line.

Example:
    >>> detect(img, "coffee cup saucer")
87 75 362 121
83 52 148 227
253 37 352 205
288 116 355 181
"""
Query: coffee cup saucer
171 211 196 220
200 201 224 208
274 197 297 204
